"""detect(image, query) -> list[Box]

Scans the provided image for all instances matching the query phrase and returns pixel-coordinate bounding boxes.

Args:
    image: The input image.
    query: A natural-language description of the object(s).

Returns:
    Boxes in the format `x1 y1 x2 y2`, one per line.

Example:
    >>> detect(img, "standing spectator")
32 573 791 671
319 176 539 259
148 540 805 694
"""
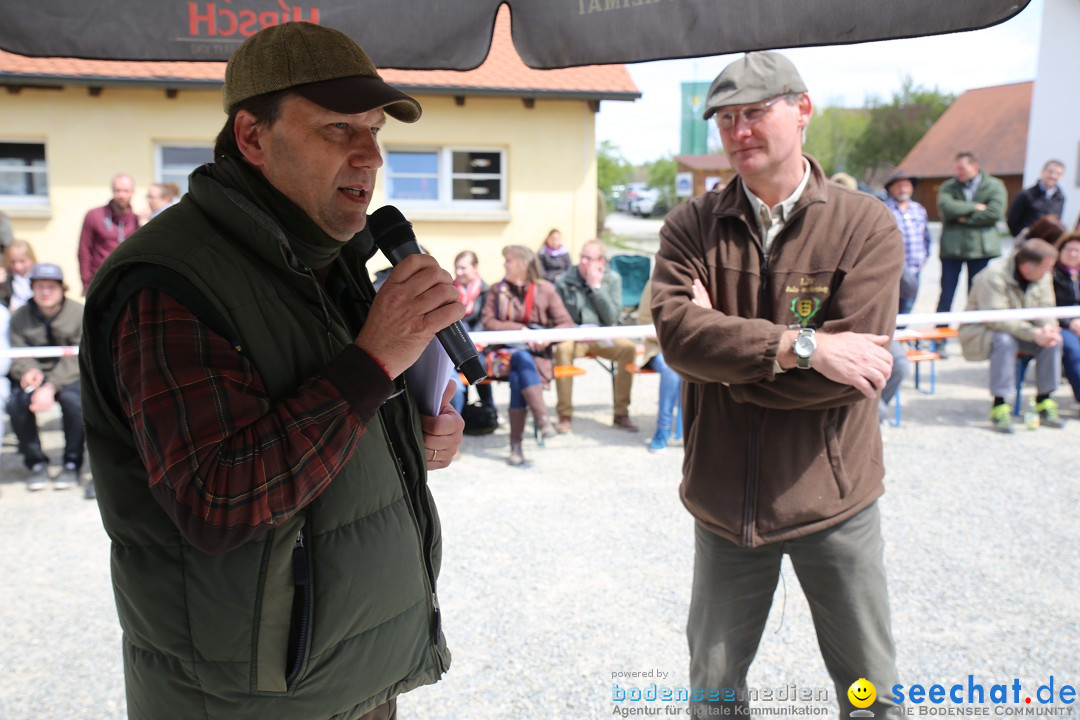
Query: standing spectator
883 171 931 314
537 228 571 283
78 23 462 719
652 51 903 718
935 151 1006 318
7 263 85 491
1051 230 1080 407
1008 160 1066 237
481 245 570 465
451 250 496 417
554 239 639 432
958 239 1064 432
0 209 12 252
1 238 37 311
145 181 181 220
77 172 139 293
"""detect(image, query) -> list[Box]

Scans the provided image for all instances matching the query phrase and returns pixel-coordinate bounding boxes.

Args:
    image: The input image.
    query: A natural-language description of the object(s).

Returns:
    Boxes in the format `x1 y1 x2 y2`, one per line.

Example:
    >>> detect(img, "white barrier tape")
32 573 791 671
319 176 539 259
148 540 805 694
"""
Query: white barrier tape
471 306 1080 346
0 345 80 359
2 307 1077 359
896 306 1080 327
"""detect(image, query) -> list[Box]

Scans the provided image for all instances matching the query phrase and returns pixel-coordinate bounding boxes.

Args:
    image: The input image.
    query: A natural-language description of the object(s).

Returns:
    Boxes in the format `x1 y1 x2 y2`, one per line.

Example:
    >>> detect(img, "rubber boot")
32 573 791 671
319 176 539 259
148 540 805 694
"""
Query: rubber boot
508 408 527 466
521 384 556 439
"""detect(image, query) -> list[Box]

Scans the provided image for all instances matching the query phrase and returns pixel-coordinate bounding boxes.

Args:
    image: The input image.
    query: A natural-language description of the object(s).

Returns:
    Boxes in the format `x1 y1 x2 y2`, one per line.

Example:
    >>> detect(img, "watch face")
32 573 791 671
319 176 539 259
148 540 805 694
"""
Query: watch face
795 335 815 358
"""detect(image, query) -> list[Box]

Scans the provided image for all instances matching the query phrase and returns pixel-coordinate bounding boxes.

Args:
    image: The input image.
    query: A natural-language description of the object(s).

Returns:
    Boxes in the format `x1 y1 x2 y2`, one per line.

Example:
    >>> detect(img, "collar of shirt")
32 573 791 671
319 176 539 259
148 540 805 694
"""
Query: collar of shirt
742 158 812 254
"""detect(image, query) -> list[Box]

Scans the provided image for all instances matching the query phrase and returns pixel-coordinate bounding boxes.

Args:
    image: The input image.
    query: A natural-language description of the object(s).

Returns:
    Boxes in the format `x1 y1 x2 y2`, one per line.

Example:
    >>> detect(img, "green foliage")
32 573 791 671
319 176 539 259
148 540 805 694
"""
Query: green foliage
597 140 632 196
847 77 954 180
804 106 870 177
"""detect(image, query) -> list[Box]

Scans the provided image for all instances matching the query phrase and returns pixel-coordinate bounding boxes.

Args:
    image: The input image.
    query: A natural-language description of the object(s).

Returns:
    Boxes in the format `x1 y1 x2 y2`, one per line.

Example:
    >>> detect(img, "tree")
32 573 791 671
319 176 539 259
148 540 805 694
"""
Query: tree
597 140 632 197
848 77 954 181
644 156 678 213
804 106 870 177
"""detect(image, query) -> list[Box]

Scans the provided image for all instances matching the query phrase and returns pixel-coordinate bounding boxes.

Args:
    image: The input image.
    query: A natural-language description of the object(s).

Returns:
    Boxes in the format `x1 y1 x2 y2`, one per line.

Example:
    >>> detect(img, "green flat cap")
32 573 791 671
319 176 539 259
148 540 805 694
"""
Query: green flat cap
702 52 807 120
223 22 421 123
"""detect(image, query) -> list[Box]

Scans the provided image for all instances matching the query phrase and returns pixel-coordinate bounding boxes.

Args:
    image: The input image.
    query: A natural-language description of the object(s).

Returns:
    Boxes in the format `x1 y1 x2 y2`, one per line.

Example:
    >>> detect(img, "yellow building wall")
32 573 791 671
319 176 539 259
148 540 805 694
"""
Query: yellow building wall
0 85 598 293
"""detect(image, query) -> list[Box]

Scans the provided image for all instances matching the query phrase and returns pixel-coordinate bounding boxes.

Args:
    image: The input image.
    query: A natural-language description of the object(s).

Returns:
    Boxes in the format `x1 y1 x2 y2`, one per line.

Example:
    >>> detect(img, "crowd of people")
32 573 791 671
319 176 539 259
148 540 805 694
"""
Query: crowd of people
0 171 181 499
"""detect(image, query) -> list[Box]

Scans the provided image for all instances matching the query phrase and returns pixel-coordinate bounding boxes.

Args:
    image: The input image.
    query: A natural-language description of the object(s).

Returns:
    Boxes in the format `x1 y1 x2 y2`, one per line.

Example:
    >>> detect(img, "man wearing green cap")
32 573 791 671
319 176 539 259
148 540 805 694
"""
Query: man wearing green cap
79 22 463 720
651 52 903 718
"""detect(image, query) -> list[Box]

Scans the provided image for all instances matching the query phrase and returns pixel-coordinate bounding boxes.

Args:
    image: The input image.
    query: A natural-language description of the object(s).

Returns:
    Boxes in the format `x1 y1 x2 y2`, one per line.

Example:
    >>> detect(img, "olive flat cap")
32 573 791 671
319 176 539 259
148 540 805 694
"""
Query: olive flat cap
223 22 421 123
702 52 807 120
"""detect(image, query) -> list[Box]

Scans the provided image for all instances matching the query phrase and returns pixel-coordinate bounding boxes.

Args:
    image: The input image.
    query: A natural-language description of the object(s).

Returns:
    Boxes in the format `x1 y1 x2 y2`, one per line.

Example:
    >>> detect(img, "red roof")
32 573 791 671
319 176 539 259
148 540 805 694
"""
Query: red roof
898 82 1031 178
0 6 639 100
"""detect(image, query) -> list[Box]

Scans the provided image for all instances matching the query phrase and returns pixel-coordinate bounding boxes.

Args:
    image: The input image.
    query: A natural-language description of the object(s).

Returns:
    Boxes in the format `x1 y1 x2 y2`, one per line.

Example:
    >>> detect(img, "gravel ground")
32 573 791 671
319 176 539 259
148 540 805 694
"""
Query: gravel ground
2 235 1078 719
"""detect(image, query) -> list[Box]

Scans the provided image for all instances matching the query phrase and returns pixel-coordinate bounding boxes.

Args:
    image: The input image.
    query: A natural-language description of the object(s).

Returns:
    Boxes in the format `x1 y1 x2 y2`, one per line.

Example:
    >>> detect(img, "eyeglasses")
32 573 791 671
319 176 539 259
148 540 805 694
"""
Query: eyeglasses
715 95 786 131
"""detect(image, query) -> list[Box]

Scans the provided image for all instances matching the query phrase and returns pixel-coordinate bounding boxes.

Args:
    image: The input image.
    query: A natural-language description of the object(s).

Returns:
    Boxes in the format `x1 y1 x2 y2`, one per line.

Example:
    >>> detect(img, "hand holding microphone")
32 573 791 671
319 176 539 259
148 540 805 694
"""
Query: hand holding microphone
356 206 486 383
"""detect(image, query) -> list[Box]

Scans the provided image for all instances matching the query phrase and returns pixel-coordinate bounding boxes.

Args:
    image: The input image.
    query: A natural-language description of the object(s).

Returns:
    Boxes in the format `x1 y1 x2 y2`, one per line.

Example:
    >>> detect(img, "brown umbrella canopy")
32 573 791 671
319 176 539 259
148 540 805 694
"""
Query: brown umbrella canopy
0 0 1030 69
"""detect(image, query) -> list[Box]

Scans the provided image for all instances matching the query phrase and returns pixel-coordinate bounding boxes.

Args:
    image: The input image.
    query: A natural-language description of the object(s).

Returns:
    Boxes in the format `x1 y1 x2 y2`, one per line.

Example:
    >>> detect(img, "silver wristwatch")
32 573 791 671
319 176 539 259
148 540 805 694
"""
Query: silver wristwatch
793 327 817 370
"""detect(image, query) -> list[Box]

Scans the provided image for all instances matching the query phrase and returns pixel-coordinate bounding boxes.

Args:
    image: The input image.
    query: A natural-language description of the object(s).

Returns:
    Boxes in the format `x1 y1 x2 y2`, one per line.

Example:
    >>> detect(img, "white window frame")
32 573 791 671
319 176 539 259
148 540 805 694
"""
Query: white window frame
385 146 506 211
155 143 214 195
0 141 49 212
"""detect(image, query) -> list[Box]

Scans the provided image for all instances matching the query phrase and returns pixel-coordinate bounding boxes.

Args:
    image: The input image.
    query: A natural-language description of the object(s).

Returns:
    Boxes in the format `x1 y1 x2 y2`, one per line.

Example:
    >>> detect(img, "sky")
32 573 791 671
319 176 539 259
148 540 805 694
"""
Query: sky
595 0 1044 166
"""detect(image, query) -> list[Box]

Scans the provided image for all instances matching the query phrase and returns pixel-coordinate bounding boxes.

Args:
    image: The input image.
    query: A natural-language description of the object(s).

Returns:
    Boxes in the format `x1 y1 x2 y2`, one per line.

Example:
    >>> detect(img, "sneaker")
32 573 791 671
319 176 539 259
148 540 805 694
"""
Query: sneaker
53 462 78 491
26 462 49 491
648 430 668 453
989 403 1014 434
1036 398 1065 429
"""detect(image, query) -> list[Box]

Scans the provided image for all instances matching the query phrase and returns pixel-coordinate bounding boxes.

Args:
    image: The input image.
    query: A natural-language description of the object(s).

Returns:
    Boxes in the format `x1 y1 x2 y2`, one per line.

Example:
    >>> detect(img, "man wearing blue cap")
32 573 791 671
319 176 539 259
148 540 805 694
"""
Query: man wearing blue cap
652 52 903 718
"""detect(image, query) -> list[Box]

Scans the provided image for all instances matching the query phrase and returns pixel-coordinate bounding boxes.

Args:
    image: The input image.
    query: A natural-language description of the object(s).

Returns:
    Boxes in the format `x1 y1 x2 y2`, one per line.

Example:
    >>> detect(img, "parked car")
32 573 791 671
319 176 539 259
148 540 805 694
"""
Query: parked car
630 187 668 217
616 182 648 213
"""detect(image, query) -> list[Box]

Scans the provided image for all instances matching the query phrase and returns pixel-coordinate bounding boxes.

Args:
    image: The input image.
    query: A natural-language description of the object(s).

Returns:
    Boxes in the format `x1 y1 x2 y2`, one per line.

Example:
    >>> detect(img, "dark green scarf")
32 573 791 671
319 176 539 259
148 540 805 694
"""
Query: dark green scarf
209 155 346 270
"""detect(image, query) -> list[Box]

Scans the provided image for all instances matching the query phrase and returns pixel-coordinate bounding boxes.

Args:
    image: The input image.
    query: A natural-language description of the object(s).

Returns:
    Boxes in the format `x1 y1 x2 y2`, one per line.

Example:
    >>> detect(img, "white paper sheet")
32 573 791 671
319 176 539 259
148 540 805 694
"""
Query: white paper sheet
405 338 456 416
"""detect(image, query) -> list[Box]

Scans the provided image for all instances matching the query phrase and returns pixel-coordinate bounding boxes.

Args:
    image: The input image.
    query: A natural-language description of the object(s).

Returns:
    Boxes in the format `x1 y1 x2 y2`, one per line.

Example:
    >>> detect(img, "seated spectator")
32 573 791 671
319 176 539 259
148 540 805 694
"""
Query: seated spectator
636 280 681 451
146 181 181 220
554 239 638 432
1 238 37 311
1052 230 1080 407
537 228 571 283
0 303 10 457
451 250 496 417
481 245 573 466
7 263 86 492
958 239 1064 433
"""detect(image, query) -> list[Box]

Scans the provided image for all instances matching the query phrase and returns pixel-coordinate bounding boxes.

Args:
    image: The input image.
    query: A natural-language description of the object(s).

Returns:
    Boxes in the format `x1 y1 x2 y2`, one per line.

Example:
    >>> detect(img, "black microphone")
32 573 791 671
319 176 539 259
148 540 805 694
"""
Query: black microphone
367 205 488 385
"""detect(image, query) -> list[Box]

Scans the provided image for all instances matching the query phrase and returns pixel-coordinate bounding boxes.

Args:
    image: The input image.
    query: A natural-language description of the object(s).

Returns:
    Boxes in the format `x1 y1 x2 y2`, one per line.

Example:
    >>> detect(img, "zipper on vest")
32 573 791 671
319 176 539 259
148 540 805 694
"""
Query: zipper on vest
302 266 337 353
377 404 445 670
285 526 312 688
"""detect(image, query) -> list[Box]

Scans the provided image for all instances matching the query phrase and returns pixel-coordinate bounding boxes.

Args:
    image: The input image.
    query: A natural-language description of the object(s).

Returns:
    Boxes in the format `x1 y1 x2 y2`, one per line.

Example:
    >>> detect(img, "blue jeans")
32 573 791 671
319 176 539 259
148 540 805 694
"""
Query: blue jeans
507 350 542 409
647 353 682 438
1060 328 1080 402
936 257 991 315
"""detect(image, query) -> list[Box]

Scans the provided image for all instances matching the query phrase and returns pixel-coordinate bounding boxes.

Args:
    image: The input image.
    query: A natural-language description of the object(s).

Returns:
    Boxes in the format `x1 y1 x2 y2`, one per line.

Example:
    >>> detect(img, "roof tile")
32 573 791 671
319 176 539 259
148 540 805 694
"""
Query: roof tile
898 81 1031 178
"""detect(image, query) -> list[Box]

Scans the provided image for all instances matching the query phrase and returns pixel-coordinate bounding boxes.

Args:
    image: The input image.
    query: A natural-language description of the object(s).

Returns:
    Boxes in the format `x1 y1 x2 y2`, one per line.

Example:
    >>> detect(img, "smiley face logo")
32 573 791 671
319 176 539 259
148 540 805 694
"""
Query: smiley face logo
848 678 877 709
